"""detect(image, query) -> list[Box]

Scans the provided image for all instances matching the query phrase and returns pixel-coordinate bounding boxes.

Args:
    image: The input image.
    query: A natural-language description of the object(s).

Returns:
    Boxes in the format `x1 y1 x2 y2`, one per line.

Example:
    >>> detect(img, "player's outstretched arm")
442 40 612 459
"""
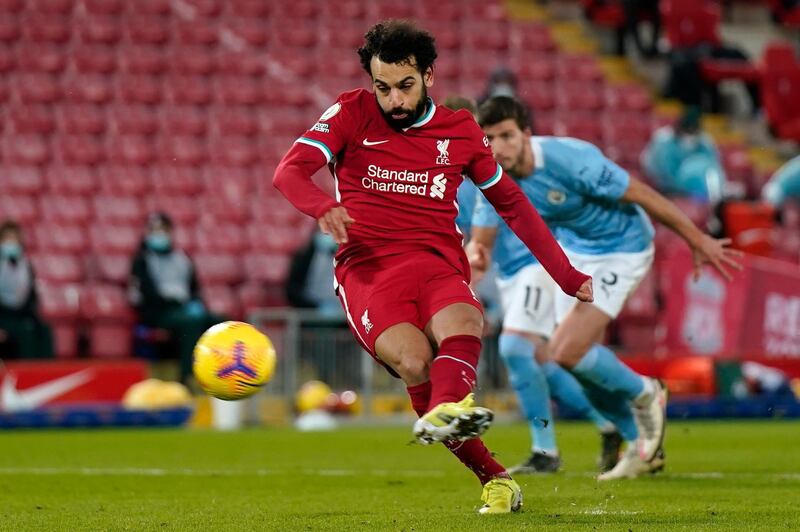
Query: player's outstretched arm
273 143 354 244
481 175 593 301
622 177 743 281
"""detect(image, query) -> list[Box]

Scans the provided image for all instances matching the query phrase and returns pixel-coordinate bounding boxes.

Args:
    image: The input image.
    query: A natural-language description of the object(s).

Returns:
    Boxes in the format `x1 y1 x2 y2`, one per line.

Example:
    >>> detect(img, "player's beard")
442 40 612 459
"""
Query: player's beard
381 87 429 130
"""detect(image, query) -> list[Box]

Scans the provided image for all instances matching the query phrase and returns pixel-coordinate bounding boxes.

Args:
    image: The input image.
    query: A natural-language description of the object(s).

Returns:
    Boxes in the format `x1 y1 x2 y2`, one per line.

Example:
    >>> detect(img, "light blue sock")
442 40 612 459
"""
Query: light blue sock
572 344 645 400
569 344 646 442
542 361 615 433
499 334 557 454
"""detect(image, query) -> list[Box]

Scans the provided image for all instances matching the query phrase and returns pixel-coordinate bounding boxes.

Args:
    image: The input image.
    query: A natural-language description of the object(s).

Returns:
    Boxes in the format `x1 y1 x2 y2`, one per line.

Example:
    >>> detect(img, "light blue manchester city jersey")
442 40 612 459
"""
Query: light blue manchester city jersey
471 136 654 279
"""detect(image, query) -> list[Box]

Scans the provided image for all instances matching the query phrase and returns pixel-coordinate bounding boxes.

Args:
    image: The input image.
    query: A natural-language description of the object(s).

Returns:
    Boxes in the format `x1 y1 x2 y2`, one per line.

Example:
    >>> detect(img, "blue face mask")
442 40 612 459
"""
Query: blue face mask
0 242 21 260
146 234 172 252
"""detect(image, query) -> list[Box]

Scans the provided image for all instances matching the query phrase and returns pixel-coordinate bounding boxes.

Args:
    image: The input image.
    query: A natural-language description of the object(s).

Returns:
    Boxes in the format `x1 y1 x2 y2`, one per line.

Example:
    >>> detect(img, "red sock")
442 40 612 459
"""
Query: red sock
428 334 481 408
406 380 506 485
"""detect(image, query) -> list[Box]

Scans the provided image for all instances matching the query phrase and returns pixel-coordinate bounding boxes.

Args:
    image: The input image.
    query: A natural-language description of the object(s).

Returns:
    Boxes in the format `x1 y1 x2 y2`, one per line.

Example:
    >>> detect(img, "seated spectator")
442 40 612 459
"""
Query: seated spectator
762 154 800 208
129 213 224 384
286 230 342 318
478 68 518 106
0 221 54 359
642 107 727 205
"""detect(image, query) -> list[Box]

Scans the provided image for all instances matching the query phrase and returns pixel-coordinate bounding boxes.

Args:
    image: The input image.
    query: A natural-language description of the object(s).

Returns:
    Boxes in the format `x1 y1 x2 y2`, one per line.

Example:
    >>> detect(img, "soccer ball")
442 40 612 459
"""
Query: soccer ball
193 321 276 401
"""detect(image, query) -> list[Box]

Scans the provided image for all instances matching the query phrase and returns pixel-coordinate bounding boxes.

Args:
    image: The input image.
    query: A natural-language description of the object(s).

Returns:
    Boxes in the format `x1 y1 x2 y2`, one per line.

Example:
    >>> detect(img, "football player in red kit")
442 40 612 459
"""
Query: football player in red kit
273 20 593 514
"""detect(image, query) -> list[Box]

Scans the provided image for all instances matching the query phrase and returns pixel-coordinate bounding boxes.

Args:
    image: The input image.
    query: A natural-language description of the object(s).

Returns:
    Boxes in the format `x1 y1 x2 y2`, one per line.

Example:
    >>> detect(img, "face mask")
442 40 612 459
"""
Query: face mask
146 234 172 252
490 83 515 97
0 242 21 260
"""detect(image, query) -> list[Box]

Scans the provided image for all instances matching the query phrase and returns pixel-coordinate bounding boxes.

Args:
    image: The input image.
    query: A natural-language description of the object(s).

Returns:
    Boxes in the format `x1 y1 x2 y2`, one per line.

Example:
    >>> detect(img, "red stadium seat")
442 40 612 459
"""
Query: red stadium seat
215 76 261 106
10 104 55 134
39 195 92 224
25 15 71 44
203 284 241 320
81 283 136 358
62 73 113 104
3 134 50 164
193 253 244 285
605 84 653 113
57 104 107 135
90 254 130 284
81 283 135 320
166 74 213 105
0 15 20 43
158 135 208 166
89 224 141 254
176 18 219 46
56 134 105 165
160 105 208 136
98 165 151 197
208 135 259 166
37 281 81 358
245 224 305 253
237 281 274 313
116 74 162 104
0 43 13 72
37 281 81 321
243 252 291 284
43 165 96 196
84 0 124 15
183 0 222 17
30 253 84 283
124 15 169 45
15 72 60 103
229 0 272 17
16 43 65 73
33 0 74 14
510 22 556 53
514 56 557 81
194 223 247 254
169 46 215 76
80 15 121 44
216 50 267 75
557 84 605 112
0 0 22 12
661 0 721 49
172 224 196 253
32 224 87 253
92 195 145 224
108 134 155 165
557 54 605 83
145 196 200 225
150 165 203 195
132 0 170 15
69 44 117 74
0 165 44 194
120 45 167 75
109 104 159 135
210 106 259 136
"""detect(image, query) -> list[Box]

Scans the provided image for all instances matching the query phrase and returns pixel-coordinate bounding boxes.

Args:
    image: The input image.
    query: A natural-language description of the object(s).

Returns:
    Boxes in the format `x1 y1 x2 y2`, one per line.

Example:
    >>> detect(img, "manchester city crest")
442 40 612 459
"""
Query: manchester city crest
547 189 566 205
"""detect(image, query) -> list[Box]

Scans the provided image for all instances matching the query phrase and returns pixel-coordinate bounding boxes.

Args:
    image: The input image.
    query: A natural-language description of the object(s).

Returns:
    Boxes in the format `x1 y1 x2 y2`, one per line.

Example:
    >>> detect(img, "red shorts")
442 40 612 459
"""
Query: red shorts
334 250 483 360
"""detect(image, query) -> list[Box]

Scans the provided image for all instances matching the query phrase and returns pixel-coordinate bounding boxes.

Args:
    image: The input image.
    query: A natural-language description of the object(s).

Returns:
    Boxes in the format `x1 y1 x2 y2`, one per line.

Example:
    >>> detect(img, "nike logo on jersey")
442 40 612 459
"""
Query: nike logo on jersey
362 139 389 146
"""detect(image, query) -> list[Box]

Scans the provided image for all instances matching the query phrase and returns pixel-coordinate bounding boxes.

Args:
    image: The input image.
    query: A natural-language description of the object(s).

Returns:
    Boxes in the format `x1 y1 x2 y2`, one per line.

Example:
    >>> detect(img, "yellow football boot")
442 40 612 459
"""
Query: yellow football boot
412 393 494 444
478 477 523 515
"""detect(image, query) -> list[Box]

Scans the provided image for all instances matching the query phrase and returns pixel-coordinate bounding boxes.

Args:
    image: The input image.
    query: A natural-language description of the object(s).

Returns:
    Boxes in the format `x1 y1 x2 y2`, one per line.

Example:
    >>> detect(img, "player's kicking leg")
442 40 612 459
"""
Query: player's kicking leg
376 319 521 514
549 303 667 480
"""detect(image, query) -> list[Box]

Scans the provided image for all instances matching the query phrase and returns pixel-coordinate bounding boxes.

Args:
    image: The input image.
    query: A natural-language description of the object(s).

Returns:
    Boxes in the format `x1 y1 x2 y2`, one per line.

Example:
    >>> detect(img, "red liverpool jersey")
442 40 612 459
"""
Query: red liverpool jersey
296 89 503 276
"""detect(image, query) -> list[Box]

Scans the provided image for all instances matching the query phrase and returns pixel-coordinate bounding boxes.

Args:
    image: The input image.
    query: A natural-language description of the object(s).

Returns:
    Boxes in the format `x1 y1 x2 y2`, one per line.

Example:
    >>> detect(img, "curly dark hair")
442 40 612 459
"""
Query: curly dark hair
478 96 534 133
357 20 437 76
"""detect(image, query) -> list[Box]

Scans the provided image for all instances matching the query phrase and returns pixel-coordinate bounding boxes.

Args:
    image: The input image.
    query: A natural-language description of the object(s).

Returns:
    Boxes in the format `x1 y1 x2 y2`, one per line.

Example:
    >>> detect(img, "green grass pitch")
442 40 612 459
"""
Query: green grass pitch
1 420 799 531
